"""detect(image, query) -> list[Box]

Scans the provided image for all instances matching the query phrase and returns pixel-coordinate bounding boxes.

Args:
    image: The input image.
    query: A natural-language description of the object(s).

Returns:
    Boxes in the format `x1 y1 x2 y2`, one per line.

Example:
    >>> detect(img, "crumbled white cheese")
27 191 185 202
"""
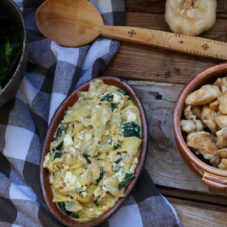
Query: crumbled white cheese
114 168 126 182
64 134 73 147
130 164 136 172
113 93 121 104
74 140 81 149
64 171 77 188
81 191 87 197
85 133 92 141
82 186 87 191
76 182 82 189
126 110 137 122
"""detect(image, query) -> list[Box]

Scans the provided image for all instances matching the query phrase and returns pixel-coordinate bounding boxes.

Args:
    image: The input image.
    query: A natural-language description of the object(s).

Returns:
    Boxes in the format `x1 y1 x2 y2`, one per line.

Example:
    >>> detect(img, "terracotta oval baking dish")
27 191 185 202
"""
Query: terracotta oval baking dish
40 76 148 226
173 62 227 190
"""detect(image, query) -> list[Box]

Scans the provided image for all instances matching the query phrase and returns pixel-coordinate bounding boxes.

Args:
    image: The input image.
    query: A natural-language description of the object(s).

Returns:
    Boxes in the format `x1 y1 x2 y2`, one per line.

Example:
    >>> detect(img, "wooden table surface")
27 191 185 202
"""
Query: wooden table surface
102 0 227 226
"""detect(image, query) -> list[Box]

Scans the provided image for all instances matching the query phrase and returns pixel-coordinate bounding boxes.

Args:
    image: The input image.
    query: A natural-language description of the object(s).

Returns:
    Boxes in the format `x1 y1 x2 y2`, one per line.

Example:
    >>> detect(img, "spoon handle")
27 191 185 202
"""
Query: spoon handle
102 25 227 61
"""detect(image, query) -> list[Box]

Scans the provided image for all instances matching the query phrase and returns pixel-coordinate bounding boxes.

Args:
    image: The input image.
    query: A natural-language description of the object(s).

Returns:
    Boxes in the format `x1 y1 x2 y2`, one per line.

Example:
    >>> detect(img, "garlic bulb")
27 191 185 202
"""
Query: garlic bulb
165 0 217 36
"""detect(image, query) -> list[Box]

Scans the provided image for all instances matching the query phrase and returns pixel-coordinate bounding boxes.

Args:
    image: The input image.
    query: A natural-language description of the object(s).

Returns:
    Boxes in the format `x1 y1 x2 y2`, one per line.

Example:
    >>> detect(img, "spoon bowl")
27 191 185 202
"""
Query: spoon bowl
36 0 104 46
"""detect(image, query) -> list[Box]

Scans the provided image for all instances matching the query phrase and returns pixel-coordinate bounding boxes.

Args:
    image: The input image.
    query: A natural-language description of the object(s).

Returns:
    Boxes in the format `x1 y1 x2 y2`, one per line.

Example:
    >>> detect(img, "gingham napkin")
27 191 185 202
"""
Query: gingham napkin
0 0 182 226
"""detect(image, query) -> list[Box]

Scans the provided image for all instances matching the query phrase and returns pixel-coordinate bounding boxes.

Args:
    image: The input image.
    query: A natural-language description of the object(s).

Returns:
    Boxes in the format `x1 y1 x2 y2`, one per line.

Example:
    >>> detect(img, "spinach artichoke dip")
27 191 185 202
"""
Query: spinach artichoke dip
43 79 142 221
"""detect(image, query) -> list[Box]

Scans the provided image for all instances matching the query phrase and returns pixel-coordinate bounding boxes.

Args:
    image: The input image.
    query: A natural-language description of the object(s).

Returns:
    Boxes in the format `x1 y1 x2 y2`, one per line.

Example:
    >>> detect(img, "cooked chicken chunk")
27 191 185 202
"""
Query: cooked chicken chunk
215 115 227 129
218 159 227 170
181 119 203 133
201 106 218 134
214 148 227 158
187 131 217 155
216 127 227 148
185 85 220 106
219 91 227 114
209 100 219 111
184 106 196 120
191 106 202 118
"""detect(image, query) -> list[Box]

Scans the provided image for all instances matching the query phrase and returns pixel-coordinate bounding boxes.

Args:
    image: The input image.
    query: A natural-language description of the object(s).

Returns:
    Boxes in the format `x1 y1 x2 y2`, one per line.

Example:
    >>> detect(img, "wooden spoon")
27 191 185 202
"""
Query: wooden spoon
36 0 227 61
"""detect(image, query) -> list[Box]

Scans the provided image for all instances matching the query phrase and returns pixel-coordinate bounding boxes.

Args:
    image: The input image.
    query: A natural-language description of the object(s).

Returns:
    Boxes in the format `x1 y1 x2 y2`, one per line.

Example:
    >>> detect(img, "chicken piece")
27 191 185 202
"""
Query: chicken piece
191 106 202 118
201 105 217 120
184 106 196 120
181 120 196 133
215 115 227 129
216 127 227 148
187 131 217 155
214 77 222 90
201 105 218 134
219 91 227 114
221 77 227 92
218 159 227 170
195 119 204 132
185 85 220 106
214 148 227 158
209 100 219 111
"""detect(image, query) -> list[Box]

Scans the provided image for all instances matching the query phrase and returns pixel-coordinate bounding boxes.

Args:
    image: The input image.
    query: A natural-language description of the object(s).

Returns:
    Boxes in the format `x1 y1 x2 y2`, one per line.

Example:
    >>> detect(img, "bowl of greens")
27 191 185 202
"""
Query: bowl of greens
0 0 27 107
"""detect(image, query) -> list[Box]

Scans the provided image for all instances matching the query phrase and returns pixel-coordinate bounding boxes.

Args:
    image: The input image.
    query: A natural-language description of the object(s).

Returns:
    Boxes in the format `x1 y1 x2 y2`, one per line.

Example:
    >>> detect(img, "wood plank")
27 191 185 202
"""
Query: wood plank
167 197 227 227
104 13 227 83
125 80 227 196
126 0 227 19
159 186 227 205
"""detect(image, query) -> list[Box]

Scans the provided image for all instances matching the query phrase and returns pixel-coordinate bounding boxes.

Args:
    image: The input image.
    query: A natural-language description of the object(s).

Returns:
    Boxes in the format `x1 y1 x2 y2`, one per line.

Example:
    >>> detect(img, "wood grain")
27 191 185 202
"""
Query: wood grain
167 197 227 227
126 0 227 19
102 25 227 61
159 186 227 205
127 80 227 196
104 13 227 83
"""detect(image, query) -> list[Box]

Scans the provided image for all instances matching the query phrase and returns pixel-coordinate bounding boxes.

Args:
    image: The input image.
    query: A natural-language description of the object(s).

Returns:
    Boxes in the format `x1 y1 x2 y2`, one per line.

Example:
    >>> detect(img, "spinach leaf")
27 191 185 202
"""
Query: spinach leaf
119 173 135 189
115 158 122 164
122 122 141 138
53 151 62 160
114 143 121 150
52 142 63 152
117 88 129 96
54 123 66 140
96 167 104 185
82 150 91 164
94 194 100 206
100 93 113 101
57 202 79 219
110 102 117 111
113 165 121 172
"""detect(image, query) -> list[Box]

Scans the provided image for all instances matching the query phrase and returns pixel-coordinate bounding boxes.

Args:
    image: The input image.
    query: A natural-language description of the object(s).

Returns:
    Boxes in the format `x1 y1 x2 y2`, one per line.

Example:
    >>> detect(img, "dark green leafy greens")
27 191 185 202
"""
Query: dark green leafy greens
115 158 122 164
100 93 113 101
52 142 63 152
52 142 63 160
117 88 129 96
57 202 79 219
54 123 66 140
82 150 91 164
110 102 117 111
53 151 62 160
114 143 121 150
94 195 100 206
119 173 135 189
96 167 104 185
0 10 23 90
122 122 141 138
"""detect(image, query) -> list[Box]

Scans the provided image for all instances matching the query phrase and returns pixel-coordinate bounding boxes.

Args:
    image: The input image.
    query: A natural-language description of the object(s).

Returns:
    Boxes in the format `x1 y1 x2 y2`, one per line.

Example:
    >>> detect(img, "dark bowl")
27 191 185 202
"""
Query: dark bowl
173 62 227 189
40 76 148 226
0 0 27 107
